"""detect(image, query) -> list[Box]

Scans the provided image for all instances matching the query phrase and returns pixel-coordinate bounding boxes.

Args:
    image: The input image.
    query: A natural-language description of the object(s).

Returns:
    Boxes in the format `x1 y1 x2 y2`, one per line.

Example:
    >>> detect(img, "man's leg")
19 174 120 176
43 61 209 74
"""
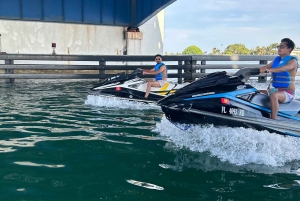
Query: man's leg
145 81 160 98
269 92 286 120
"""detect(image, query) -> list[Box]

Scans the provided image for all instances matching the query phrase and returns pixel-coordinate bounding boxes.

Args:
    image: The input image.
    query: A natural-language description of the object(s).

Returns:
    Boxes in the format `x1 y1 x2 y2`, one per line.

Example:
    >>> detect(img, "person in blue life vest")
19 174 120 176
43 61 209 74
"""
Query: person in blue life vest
259 38 298 120
140 54 168 98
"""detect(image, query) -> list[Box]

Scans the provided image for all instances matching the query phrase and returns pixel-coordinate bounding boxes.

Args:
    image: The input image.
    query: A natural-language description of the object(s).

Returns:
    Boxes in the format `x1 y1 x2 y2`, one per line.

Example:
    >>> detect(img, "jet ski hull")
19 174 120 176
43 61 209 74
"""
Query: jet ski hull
89 89 161 103
89 83 175 103
158 69 300 137
161 105 300 137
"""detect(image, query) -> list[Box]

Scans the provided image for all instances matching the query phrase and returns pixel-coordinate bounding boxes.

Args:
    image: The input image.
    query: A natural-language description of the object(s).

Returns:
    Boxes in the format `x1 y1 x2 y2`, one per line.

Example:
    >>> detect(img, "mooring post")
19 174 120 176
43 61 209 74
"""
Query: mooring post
183 60 190 83
201 60 206 76
191 60 197 81
184 59 196 83
99 61 106 80
5 59 15 83
258 60 268 83
177 60 183 84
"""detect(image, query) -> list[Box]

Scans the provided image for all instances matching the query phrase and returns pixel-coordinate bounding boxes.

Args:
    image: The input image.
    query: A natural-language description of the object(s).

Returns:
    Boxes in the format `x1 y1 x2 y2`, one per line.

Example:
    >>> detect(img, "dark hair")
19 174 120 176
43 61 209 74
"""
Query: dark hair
155 54 162 59
281 38 295 52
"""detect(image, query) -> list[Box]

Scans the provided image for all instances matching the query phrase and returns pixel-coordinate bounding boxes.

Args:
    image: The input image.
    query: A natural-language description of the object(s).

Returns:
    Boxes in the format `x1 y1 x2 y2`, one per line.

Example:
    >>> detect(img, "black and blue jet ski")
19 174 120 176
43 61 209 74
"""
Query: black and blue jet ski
157 68 300 137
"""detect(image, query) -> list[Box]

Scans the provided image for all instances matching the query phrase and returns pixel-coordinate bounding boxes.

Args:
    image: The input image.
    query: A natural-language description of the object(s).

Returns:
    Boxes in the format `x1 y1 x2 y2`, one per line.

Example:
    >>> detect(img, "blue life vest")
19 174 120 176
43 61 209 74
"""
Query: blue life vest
271 55 298 88
155 62 167 81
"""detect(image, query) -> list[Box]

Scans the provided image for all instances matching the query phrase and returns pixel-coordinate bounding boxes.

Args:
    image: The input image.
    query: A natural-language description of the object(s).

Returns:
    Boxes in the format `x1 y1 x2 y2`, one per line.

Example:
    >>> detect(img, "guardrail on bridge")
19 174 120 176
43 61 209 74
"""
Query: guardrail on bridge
0 54 284 83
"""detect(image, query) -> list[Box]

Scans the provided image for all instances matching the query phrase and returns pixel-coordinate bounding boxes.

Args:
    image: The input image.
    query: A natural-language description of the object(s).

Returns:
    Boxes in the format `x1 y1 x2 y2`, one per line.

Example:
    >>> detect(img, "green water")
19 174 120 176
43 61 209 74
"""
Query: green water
1 80 300 201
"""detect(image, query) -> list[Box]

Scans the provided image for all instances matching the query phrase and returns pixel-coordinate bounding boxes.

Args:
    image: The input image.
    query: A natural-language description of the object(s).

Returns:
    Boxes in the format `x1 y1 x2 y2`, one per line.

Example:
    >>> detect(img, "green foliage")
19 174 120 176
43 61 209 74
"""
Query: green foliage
169 42 291 56
182 45 203 55
250 43 278 55
164 52 182 55
210 47 222 55
223 44 250 55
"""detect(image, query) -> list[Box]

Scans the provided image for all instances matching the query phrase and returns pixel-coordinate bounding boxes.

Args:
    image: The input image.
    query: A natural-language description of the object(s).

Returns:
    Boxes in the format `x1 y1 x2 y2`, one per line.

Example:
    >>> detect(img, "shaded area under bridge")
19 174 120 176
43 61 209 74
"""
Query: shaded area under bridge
0 0 176 27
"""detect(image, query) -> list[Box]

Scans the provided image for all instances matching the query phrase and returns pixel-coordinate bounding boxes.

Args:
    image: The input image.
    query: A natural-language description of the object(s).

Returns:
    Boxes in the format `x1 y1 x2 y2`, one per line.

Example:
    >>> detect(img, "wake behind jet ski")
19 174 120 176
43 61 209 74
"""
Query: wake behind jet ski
89 69 188 103
157 68 300 137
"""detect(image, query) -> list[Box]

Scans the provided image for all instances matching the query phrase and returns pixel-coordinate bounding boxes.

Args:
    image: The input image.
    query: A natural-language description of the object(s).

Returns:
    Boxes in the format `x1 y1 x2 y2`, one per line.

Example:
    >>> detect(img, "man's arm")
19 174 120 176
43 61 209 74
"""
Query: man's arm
268 59 297 73
141 68 155 73
143 66 166 75
259 61 273 73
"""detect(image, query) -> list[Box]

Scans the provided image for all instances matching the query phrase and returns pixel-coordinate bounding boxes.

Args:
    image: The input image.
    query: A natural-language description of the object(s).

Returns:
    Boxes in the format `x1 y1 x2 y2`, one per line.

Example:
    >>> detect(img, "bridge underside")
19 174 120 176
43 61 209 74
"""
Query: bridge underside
0 0 175 27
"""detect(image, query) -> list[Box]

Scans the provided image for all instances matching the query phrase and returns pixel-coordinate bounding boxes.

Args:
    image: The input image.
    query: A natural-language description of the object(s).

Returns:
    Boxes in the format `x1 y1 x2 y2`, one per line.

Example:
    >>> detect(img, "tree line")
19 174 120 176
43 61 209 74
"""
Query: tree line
165 44 300 55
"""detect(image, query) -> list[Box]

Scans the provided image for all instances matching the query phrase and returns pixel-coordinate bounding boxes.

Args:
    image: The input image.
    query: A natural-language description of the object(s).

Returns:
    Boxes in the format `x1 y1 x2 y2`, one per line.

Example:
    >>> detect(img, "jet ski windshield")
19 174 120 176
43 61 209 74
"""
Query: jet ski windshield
130 68 143 77
100 72 129 85
99 69 143 86
233 68 261 82
173 71 244 96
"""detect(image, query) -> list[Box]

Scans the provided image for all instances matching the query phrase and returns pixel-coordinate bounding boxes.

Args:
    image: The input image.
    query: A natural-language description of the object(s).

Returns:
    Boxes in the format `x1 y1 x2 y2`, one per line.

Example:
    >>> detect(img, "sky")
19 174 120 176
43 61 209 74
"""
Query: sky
164 0 300 54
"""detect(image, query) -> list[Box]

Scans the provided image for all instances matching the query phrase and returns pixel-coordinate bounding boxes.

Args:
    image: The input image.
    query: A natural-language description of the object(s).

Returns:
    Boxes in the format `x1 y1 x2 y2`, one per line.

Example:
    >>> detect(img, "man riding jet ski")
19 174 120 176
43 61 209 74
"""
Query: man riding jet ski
259 38 298 120
157 68 300 137
89 68 188 103
140 54 168 99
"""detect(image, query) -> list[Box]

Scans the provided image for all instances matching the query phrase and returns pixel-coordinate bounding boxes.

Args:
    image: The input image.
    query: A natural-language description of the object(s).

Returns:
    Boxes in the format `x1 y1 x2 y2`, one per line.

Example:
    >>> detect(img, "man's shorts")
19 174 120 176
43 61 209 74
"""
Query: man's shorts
268 88 295 103
158 80 168 87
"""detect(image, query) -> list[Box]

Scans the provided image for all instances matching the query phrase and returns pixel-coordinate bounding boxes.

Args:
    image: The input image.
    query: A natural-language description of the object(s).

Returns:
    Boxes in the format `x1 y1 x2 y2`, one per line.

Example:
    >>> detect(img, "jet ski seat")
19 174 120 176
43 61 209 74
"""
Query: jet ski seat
279 100 300 115
250 92 300 116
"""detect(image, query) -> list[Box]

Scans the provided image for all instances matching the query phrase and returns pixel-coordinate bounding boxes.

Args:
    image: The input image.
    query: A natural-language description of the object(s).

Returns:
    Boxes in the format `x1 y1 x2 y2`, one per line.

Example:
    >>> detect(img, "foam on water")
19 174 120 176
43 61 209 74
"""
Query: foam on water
14 161 65 168
158 147 300 175
84 95 160 110
154 116 300 167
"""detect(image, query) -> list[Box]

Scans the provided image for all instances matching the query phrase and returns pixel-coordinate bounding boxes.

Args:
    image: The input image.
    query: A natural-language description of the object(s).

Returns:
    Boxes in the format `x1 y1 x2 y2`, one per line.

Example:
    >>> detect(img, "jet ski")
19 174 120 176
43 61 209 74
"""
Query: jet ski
157 68 300 137
89 69 188 103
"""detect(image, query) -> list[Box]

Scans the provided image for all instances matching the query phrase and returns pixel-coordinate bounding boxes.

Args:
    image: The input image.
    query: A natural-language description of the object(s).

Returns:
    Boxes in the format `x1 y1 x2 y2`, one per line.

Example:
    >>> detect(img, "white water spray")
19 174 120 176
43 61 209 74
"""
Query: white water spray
155 116 300 167
85 95 160 110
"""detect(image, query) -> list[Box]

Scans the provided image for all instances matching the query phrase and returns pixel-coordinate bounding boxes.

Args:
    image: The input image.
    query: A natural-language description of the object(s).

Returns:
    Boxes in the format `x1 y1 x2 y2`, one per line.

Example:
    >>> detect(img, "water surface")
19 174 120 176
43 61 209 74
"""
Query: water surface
0 79 300 201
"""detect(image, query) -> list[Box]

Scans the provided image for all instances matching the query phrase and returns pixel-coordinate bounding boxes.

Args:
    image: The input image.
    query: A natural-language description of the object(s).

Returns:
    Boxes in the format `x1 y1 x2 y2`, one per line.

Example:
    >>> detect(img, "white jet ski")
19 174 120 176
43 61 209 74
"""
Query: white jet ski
89 69 188 103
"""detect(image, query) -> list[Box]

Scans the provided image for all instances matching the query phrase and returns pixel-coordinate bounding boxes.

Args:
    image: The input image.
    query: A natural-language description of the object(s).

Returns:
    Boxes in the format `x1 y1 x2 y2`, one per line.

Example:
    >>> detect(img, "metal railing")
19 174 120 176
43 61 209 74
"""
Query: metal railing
0 54 281 83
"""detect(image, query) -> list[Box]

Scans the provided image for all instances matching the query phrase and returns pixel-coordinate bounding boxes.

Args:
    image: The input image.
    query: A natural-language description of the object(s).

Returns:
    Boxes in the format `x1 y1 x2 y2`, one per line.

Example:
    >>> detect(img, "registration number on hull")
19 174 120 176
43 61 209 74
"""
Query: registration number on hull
221 106 245 116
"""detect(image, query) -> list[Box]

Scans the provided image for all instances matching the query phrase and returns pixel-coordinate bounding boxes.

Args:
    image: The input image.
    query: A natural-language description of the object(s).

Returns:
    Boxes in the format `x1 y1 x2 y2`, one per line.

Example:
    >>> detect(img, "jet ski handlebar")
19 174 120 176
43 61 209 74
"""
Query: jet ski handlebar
233 68 266 83
249 68 260 75
131 68 143 76
249 68 270 75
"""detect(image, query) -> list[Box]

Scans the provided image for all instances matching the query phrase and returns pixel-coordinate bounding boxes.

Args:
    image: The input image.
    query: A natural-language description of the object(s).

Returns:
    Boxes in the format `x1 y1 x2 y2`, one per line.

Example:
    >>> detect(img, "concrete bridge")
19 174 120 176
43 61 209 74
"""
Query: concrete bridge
0 0 176 56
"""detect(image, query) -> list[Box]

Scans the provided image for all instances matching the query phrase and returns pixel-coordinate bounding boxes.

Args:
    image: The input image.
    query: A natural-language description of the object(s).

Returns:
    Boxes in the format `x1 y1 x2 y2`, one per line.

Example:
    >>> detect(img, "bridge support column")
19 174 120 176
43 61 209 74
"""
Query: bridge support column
126 32 143 55
0 34 6 54
124 31 143 74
